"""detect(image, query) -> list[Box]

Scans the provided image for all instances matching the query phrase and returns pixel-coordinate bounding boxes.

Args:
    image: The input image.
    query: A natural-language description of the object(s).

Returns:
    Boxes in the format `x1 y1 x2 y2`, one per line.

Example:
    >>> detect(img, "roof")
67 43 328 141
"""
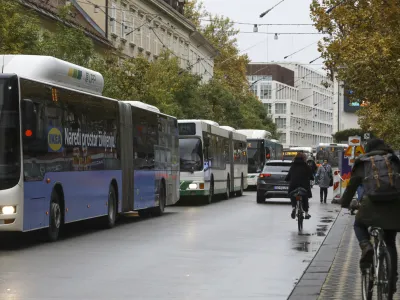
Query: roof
19 0 113 48
267 160 292 163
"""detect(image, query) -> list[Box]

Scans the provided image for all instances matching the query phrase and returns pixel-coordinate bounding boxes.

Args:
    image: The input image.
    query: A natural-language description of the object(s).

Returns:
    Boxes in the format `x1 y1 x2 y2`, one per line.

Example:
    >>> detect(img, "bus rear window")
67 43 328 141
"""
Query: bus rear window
178 123 196 135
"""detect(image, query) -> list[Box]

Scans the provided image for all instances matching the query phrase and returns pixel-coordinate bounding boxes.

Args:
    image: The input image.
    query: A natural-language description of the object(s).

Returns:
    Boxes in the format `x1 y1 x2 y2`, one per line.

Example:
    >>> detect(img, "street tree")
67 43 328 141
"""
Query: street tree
310 0 400 147
0 0 41 54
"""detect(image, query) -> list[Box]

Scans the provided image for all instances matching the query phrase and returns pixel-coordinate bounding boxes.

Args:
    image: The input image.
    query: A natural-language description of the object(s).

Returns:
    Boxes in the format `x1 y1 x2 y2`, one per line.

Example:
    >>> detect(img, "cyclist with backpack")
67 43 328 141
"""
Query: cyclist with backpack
340 138 400 296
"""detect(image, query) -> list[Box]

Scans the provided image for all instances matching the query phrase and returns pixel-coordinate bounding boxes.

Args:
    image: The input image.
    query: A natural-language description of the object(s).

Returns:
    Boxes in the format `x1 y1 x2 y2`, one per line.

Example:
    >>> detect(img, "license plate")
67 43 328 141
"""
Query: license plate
274 186 288 190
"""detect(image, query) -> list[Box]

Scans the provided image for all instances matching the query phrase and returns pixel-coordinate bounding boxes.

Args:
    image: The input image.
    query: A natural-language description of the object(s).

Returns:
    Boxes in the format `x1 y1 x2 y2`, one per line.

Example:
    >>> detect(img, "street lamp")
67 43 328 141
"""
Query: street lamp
260 0 285 18
326 0 348 13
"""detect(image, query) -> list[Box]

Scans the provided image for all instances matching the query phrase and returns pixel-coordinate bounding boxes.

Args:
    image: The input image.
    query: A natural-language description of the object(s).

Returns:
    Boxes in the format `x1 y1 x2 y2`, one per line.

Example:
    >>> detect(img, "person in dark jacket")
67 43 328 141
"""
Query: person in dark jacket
285 152 314 219
307 157 318 175
340 138 400 294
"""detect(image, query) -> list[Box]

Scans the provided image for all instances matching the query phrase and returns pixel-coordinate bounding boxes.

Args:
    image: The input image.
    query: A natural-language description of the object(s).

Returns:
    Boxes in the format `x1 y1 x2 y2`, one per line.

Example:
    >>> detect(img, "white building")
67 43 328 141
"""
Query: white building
75 0 218 82
247 63 334 148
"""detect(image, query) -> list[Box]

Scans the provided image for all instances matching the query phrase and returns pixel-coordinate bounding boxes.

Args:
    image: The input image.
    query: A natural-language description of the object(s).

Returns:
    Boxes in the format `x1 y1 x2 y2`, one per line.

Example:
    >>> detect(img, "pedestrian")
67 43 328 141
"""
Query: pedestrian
316 159 333 203
340 138 400 297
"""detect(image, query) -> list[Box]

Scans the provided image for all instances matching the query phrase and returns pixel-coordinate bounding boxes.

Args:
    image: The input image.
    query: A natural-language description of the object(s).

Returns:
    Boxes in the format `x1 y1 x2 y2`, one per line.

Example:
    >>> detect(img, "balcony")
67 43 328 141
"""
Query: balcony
159 0 185 14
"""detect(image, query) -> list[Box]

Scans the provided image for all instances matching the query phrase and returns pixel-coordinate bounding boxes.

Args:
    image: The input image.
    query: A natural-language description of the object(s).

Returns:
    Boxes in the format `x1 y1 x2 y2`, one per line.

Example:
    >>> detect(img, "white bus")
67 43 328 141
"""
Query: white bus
0 55 179 241
235 129 283 187
315 143 349 167
178 120 248 203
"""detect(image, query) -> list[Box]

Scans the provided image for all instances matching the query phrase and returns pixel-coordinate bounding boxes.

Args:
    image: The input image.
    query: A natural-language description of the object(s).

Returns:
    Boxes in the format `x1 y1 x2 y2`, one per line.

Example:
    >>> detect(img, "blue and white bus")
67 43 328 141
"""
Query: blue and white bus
0 55 179 241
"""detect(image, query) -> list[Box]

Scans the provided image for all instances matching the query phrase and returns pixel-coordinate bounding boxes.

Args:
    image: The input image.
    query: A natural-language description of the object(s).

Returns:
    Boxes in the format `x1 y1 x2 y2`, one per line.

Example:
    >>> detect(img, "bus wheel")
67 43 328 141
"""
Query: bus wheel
152 181 165 217
48 192 62 242
223 177 230 200
205 179 214 204
105 185 117 228
237 175 244 197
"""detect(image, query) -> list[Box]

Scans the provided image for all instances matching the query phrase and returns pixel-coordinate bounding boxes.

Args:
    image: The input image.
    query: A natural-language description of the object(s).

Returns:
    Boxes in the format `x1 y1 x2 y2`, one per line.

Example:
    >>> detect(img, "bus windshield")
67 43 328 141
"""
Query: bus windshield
179 138 203 172
247 140 264 173
0 76 21 190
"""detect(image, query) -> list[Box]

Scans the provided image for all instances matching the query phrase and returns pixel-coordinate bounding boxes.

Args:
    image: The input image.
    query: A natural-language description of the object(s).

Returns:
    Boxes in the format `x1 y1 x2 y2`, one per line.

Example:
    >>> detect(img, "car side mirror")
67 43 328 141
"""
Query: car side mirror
21 99 37 140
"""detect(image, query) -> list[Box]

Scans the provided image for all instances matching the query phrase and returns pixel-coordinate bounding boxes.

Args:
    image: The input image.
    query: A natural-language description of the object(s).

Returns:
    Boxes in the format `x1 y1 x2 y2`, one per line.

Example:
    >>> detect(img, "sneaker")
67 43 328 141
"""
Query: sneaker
291 208 296 219
359 241 374 269
305 213 311 219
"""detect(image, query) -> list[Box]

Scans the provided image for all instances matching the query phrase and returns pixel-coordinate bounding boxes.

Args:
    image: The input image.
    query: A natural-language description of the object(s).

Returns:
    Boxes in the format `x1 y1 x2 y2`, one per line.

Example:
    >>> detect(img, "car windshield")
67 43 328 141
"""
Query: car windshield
179 138 203 172
263 162 291 173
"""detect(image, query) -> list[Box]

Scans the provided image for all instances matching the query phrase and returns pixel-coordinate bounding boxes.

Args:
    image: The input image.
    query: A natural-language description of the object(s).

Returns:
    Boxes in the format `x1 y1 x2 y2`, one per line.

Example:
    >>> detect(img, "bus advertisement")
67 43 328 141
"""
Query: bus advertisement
178 120 248 203
0 55 179 241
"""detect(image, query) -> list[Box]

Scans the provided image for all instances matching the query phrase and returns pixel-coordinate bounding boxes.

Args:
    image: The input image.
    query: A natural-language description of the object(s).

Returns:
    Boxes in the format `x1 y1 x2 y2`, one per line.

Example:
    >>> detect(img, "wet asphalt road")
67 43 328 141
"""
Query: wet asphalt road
0 188 340 300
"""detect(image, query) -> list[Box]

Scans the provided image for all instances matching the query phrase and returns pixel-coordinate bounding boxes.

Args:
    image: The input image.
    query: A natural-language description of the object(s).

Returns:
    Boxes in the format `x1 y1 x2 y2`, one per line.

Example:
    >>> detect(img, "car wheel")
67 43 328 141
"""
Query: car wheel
256 191 264 204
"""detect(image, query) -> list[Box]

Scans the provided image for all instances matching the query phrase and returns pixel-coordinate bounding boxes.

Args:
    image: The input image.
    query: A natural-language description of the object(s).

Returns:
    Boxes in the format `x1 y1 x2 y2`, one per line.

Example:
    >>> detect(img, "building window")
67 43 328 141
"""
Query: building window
250 83 257 96
264 103 271 114
275 118 286 129
110 3 117 35
279 133 286 143
275 103 286 114
121 10 127 38
260 82 271 99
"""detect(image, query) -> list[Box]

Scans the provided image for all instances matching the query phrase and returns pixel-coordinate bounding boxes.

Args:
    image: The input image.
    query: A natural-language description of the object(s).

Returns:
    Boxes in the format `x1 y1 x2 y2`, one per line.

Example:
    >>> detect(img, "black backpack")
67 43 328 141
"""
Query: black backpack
361 153 400 201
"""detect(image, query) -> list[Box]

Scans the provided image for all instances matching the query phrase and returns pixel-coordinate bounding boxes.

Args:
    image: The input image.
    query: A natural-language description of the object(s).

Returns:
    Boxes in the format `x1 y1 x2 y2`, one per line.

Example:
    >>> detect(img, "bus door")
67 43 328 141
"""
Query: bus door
118 102 134 212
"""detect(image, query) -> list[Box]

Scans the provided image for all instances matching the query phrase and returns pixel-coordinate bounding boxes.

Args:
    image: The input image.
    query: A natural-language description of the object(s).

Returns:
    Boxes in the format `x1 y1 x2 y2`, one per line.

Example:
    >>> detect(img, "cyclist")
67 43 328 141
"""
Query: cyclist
285 152 314 219
340 138 400 295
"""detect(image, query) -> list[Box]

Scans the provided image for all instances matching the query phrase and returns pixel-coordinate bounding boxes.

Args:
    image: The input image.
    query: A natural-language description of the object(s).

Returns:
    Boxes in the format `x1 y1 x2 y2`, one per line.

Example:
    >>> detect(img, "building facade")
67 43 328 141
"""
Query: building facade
76 0 217 81
247 63 334 148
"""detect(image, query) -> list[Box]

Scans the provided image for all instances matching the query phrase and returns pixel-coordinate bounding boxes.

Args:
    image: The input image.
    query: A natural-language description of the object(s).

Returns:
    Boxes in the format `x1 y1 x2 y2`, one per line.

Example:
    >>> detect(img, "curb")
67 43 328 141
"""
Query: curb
287 208 351 300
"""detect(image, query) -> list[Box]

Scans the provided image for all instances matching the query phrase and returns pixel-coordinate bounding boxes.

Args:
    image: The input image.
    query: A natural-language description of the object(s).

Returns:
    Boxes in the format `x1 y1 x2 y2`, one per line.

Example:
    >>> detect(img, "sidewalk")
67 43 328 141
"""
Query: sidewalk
288 207 400 300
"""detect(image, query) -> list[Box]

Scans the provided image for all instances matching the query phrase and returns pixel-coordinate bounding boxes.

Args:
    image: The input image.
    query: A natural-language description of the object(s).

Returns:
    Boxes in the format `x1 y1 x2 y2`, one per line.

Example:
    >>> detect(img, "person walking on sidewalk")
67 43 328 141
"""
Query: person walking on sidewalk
340 138 400 296
316 159 333 203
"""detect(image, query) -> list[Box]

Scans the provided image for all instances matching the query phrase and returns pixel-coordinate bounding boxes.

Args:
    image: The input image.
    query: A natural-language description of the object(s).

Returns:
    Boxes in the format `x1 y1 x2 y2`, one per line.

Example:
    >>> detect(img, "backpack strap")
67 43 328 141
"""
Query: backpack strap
384 155 394 186
370 156 381 188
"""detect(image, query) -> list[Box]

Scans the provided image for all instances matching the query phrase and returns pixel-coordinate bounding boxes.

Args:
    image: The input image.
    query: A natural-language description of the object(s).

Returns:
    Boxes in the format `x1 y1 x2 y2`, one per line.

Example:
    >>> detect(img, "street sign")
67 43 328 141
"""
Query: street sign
364 133 371 140
348 136 361 146
355 145 365 156
344 146 353 157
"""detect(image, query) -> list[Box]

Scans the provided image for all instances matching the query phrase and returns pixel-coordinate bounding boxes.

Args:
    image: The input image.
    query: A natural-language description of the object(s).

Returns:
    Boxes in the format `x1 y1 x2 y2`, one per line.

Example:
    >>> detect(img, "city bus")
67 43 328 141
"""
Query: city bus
178 120 248 203
0 54 179 241
235 129 283 188
315 143 348 168
282 147 313 161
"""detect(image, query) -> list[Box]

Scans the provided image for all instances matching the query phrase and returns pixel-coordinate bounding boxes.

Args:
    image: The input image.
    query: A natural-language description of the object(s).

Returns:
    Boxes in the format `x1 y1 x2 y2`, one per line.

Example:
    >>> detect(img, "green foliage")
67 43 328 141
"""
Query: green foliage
0 0 41 54
310 0 400 147
332 128 371 143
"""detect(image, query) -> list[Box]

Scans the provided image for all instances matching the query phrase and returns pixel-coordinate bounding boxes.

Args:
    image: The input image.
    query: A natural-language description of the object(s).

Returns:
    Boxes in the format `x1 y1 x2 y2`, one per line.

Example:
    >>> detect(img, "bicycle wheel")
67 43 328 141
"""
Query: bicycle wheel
297 212 303 231
361 266 373 300
377 247 393 300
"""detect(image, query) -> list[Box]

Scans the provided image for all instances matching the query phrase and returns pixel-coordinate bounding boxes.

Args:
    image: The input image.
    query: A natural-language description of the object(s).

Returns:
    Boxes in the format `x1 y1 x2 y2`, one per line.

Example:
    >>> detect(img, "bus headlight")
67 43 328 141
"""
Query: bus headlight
2 206 16 215
188 183 198 190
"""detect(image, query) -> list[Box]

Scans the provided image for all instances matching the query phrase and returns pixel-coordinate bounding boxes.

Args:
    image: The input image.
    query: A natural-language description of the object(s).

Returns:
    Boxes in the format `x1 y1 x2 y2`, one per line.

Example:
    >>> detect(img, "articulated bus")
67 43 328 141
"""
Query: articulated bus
178 120 248 203
315 143 348 168
235 129 283 188
0 55 179 241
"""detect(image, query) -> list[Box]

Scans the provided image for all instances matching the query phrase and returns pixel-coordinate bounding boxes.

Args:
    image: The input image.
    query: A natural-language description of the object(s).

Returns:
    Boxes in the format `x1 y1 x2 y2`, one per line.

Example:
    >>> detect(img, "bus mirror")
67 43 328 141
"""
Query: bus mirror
204 137 210 147
22 99 37 140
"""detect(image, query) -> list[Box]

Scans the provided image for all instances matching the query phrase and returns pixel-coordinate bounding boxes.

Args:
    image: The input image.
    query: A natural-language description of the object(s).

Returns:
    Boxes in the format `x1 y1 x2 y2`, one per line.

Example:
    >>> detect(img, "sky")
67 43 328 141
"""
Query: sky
201 0 324 71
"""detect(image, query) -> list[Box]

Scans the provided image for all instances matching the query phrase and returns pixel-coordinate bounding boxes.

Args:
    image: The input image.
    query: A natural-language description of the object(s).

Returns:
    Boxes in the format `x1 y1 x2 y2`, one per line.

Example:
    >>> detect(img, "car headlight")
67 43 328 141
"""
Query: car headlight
2 206 16 215
188 183 198 190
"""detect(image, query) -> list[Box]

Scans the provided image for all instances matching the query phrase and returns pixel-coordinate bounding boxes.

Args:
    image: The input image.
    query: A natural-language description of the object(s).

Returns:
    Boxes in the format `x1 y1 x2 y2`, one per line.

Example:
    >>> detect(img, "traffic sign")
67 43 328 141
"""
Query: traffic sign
348 136 361 146
364 133 371 140
344 146 353 157
355 145 365 156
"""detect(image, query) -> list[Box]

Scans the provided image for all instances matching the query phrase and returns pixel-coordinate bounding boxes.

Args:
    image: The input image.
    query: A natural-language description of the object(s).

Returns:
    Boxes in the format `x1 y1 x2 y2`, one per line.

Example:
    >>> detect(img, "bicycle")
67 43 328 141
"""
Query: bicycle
361 226 393 300
290 188 308 232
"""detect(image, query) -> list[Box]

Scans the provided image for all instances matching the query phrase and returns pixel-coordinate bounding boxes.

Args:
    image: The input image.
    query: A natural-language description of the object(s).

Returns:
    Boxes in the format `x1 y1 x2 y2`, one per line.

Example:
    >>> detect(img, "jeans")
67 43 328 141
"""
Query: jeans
320 187 328 202
354 220 398 282
290 196 309 212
